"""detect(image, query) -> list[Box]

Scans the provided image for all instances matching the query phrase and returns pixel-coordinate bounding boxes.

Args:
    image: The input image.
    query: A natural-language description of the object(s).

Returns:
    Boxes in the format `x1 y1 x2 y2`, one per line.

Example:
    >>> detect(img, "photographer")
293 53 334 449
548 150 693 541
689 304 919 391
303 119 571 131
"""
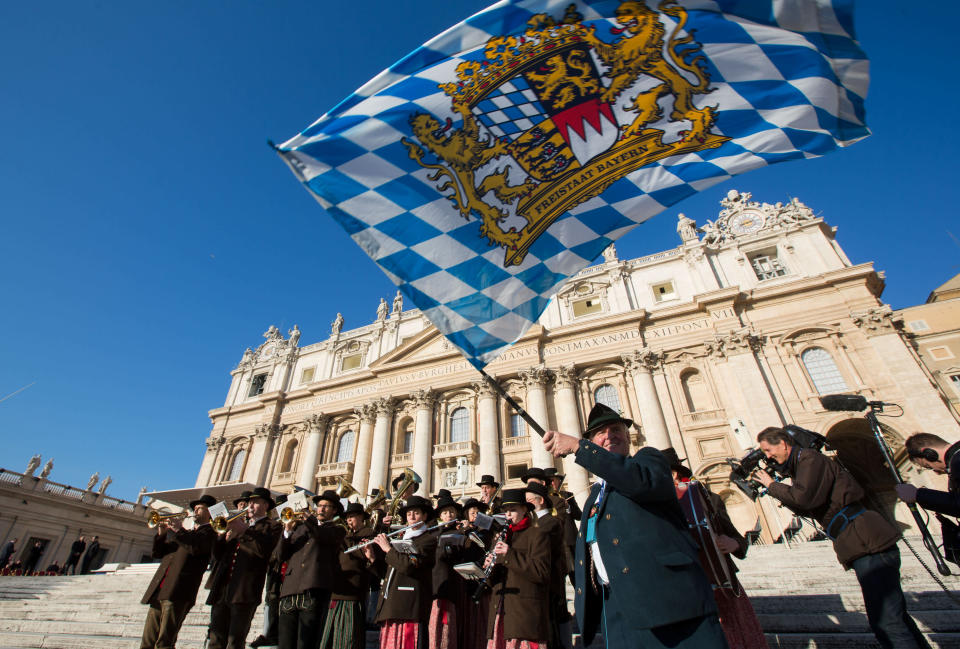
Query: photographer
753 427 930 649
895 432 960 514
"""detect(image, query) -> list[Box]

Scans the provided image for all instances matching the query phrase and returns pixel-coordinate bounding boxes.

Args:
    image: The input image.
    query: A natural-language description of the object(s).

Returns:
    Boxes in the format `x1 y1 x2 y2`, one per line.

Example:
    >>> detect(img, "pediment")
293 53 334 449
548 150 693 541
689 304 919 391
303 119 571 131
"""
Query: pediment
368 326 456 369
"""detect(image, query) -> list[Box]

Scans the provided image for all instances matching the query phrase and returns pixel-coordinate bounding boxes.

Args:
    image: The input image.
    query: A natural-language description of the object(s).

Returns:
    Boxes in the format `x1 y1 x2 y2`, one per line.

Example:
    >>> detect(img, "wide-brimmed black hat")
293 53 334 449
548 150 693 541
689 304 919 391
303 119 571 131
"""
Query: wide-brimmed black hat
543 468 564 481
312 490 345 515
521 467 547 484
435 495 462 517
392 473 421 490
476 474 500 488
433 488 453 500
398 495 434 519
660 447 693 479
343 502 368 519
462 498 488 513
189 494 217 509
234 487 276 509
500 488 535 510
524 482 551 503
275 494 289 506
583 403 633 438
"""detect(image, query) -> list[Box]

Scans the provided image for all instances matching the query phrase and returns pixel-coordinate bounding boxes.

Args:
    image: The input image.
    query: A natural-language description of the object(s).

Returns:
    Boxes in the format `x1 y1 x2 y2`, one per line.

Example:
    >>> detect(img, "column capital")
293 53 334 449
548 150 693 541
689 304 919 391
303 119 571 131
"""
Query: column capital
553 365 579 389
303 413 329 433
373 397 396 418
519 365 553 389
205 436 225 451
354 403 377 424
621 348 661 374
851 306 901 337
254 423 285 440
410 389 436 411
721 328 763 356
473 379 499 399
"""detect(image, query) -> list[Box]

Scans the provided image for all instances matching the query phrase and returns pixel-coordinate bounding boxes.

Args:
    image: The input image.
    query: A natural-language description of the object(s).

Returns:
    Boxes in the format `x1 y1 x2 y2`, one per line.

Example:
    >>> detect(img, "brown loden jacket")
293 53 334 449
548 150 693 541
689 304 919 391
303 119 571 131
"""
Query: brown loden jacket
374 531 437 623
141 524 216 605
205 516 282 605
486 518 552 643
277 517 346 598
332 526 384 602
766 447 900 567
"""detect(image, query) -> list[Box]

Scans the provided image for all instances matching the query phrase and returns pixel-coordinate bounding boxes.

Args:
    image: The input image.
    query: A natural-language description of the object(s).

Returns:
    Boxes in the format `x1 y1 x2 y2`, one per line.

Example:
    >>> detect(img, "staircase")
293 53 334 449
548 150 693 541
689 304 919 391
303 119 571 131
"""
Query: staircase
0 537 958 649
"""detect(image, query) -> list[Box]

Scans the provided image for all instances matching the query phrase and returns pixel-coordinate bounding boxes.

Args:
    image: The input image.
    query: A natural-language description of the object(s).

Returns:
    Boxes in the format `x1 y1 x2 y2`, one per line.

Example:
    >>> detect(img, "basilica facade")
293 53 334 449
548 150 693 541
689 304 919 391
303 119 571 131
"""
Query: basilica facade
194 190 960 540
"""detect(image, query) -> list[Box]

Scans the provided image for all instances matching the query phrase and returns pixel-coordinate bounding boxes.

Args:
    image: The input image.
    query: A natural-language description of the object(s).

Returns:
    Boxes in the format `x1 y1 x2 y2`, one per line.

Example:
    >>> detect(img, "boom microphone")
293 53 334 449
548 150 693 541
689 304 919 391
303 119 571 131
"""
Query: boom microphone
819 394 868 412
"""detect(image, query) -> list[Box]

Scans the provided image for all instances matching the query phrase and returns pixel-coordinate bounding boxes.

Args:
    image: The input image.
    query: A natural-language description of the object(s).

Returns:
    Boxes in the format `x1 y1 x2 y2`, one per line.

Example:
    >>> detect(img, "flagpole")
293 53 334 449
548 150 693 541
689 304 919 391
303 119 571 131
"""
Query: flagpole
478 369 547 438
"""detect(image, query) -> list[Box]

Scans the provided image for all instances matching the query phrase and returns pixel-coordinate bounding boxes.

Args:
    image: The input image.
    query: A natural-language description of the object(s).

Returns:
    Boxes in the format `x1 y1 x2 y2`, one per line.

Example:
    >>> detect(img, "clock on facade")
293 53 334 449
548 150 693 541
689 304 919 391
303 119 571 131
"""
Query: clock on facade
729 210 765 235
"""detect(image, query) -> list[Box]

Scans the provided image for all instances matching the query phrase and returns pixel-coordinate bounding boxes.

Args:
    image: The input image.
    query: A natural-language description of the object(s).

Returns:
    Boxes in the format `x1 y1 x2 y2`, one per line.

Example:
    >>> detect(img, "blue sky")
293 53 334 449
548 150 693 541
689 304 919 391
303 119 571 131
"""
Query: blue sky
1 1 957 500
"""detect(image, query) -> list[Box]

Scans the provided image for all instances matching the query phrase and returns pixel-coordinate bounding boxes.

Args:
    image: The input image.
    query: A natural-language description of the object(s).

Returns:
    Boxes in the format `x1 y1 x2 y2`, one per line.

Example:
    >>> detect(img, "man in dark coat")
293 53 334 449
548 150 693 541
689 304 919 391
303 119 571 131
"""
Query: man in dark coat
139 495 217 649
543 403 726 649
896 432 960 515
525 481 571 649
62 536 84 575
476 474 502 514
755 426 930 649
0 538 16 570
23 540 44 574
277 490 347 649
80 535 100 574
206 487 282 649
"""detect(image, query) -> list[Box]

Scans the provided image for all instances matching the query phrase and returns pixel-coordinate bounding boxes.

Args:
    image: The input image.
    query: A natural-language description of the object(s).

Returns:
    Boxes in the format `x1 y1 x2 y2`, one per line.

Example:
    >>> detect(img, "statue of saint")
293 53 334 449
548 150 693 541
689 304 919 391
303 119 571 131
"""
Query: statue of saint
392 290 403 315
377 298 388 321
331 313 344 335
86 472 100 491
288 324 301 346
39 459 53 480
601 243 618 262
24 454 41 477
98 475 112 495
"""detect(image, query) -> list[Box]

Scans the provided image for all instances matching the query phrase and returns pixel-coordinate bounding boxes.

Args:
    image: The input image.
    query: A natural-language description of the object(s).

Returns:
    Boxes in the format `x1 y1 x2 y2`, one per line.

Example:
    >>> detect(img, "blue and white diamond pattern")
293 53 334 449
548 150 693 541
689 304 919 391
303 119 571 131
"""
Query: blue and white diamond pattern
277 0 869 369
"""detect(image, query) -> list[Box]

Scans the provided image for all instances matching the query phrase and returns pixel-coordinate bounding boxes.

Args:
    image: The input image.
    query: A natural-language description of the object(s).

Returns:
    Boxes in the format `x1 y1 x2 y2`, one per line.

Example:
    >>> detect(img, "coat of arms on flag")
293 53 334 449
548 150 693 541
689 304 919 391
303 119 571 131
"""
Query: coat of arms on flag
275 0 868 368
403 1 729 267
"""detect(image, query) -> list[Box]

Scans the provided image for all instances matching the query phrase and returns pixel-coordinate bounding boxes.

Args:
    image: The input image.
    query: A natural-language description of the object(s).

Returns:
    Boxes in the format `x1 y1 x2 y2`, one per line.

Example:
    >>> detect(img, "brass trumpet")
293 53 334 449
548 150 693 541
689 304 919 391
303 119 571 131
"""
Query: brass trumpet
147 510 187 529
280 508 311 524
212 508 249 534
367 486 387 529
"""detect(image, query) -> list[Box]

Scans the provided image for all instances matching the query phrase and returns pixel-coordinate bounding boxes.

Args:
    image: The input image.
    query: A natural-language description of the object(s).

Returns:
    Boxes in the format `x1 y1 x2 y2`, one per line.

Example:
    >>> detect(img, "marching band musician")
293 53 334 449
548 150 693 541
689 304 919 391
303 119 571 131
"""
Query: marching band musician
381 473 420 528
542 468 580 590
476 475 502 514
251 493 287 649
484 488 552 649
662 448 768 649
139 494 217 649
321 502 384 649
371 494 437 649
524 482 571 649
206 487 283 649
429 494 468 649
458 498 492 649
276 490 347 649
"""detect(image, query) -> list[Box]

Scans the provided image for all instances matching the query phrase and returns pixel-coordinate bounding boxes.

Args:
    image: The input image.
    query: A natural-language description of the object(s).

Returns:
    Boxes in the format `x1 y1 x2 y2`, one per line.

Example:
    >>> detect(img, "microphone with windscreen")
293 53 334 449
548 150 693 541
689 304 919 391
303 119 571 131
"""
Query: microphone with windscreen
819 394 868 411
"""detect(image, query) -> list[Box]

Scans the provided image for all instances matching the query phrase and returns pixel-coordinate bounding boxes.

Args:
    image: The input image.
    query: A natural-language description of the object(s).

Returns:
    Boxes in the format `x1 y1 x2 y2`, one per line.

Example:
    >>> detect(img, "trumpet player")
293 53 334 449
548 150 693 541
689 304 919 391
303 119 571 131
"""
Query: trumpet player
139 494 216 649
205 487 282 649
276 490 347 649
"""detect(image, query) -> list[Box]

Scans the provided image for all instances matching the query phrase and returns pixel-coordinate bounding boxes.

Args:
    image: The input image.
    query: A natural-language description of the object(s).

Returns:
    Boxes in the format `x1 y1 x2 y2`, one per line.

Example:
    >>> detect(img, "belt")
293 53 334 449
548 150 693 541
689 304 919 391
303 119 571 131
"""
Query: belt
825 504 865 541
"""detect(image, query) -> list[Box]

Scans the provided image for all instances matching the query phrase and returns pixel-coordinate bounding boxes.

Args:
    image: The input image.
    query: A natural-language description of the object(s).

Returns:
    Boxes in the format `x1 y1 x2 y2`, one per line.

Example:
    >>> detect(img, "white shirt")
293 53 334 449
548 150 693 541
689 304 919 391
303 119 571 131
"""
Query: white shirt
588 480 611 586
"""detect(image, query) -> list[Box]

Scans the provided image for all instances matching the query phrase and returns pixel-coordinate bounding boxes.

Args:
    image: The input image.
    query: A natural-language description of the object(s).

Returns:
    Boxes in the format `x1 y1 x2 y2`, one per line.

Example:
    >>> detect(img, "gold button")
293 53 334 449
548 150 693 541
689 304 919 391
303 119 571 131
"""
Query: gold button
579 559 584 566
612 538 619 545
577 588 582 594
622 567 629 574
605 514 611 520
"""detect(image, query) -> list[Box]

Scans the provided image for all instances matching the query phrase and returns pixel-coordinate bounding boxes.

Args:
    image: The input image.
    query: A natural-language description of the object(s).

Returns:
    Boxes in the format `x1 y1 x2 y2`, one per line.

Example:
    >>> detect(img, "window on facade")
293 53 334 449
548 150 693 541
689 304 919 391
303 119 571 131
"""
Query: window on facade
341 354 362 371
681 370 711 412
652 281 676 302
594 384 621 411
801 347 849 394
300 367 315 384
401 423 414 454
750 250 788 280
506 463 528 480
929 346 954 361
280 440 298 473
908 320 930 332
336 430 356 463
510 413 526 438
248 374 267 397
227 449 246 482
450 407 469 443
572 298 603 317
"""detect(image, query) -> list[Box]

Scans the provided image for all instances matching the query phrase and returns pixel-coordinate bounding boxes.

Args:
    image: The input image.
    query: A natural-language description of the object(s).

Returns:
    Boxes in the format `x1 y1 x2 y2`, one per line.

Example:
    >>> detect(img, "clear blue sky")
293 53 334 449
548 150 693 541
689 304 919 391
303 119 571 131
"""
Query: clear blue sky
1 1 957 500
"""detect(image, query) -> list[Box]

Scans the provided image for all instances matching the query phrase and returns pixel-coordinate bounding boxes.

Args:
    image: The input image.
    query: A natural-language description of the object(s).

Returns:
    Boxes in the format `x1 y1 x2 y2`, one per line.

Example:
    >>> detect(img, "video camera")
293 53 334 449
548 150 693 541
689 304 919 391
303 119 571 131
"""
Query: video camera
727 424 828 500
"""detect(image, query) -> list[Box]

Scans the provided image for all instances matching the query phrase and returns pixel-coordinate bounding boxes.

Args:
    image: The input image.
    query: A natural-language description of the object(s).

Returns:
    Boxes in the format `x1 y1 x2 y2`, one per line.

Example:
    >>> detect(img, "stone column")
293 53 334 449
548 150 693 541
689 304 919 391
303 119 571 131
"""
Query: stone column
298 414 328 492
519 366 556 470
711 329 783 433
256 424 284 486
622 349 671 449
474 379 502 483
196 437 224 487
553 366 591 498
411 390 436 497
351 404 377 494
366 398 396 497
245 425 270 484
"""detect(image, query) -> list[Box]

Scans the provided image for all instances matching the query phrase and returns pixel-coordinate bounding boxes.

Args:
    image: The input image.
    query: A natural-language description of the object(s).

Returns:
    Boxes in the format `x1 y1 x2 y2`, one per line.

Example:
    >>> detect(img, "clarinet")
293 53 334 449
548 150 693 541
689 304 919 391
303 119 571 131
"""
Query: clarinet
472 528 507 603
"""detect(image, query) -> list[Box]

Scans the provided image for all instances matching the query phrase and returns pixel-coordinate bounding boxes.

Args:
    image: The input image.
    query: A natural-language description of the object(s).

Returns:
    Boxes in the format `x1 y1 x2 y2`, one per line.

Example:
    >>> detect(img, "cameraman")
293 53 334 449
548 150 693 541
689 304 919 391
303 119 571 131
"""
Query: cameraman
895 432 960 514
753 427 930 649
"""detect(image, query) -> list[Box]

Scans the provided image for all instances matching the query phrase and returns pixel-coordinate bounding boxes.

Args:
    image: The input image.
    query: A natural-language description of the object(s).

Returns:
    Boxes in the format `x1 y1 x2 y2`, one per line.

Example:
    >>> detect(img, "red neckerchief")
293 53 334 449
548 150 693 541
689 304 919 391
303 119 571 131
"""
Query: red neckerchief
506 515 531 542
674 476 691 500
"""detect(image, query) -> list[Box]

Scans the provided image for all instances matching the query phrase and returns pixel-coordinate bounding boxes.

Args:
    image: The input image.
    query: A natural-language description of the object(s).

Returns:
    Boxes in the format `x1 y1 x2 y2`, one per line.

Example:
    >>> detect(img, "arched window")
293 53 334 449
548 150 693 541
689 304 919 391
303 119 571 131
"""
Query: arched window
510 413 526 438
401 422 414 454
681 369 711 412
336 430 356 463
594 384 620 411
227 449 246 482
802 347 849 394
280 440 298 473
450 407 469 443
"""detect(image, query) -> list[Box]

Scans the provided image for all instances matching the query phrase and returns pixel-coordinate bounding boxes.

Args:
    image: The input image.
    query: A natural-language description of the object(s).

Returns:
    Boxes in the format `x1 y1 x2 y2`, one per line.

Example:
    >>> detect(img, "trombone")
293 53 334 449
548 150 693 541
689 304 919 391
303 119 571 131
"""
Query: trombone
212 508 249 535
147 510 188 529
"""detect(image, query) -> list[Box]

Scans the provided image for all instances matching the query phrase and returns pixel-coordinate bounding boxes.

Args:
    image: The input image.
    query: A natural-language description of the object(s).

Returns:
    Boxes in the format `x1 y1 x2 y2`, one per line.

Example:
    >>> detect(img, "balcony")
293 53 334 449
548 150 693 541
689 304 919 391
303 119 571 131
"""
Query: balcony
680 408 727 428
391 453 412 465
273 471 297 485
502 436 530 451
316 461 354 486
432 441 479 468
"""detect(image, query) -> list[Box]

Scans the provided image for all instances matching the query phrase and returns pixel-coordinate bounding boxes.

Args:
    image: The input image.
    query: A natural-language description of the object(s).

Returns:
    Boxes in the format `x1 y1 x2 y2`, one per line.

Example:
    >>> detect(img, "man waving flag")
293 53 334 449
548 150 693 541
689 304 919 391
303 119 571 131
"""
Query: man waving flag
275 0 868 370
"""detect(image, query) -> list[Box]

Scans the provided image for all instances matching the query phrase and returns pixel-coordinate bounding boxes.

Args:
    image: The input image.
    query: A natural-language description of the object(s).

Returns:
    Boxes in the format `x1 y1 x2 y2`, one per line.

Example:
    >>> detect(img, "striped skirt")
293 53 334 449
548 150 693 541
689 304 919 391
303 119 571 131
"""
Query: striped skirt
319 600 365 649
380 619 423 649
428 598 457 649
485 605 544 649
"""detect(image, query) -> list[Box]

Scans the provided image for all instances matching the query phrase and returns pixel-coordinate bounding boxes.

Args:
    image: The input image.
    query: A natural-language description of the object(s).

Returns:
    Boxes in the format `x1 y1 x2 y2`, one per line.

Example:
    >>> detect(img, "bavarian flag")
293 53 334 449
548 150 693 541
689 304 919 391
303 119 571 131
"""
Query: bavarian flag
275 0 868 369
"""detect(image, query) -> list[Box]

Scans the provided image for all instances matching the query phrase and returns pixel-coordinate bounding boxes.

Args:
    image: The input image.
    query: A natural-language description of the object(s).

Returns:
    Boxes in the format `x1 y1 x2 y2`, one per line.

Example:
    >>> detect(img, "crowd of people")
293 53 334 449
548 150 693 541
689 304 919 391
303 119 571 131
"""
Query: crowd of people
0 534 101 576
133 403 955 649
